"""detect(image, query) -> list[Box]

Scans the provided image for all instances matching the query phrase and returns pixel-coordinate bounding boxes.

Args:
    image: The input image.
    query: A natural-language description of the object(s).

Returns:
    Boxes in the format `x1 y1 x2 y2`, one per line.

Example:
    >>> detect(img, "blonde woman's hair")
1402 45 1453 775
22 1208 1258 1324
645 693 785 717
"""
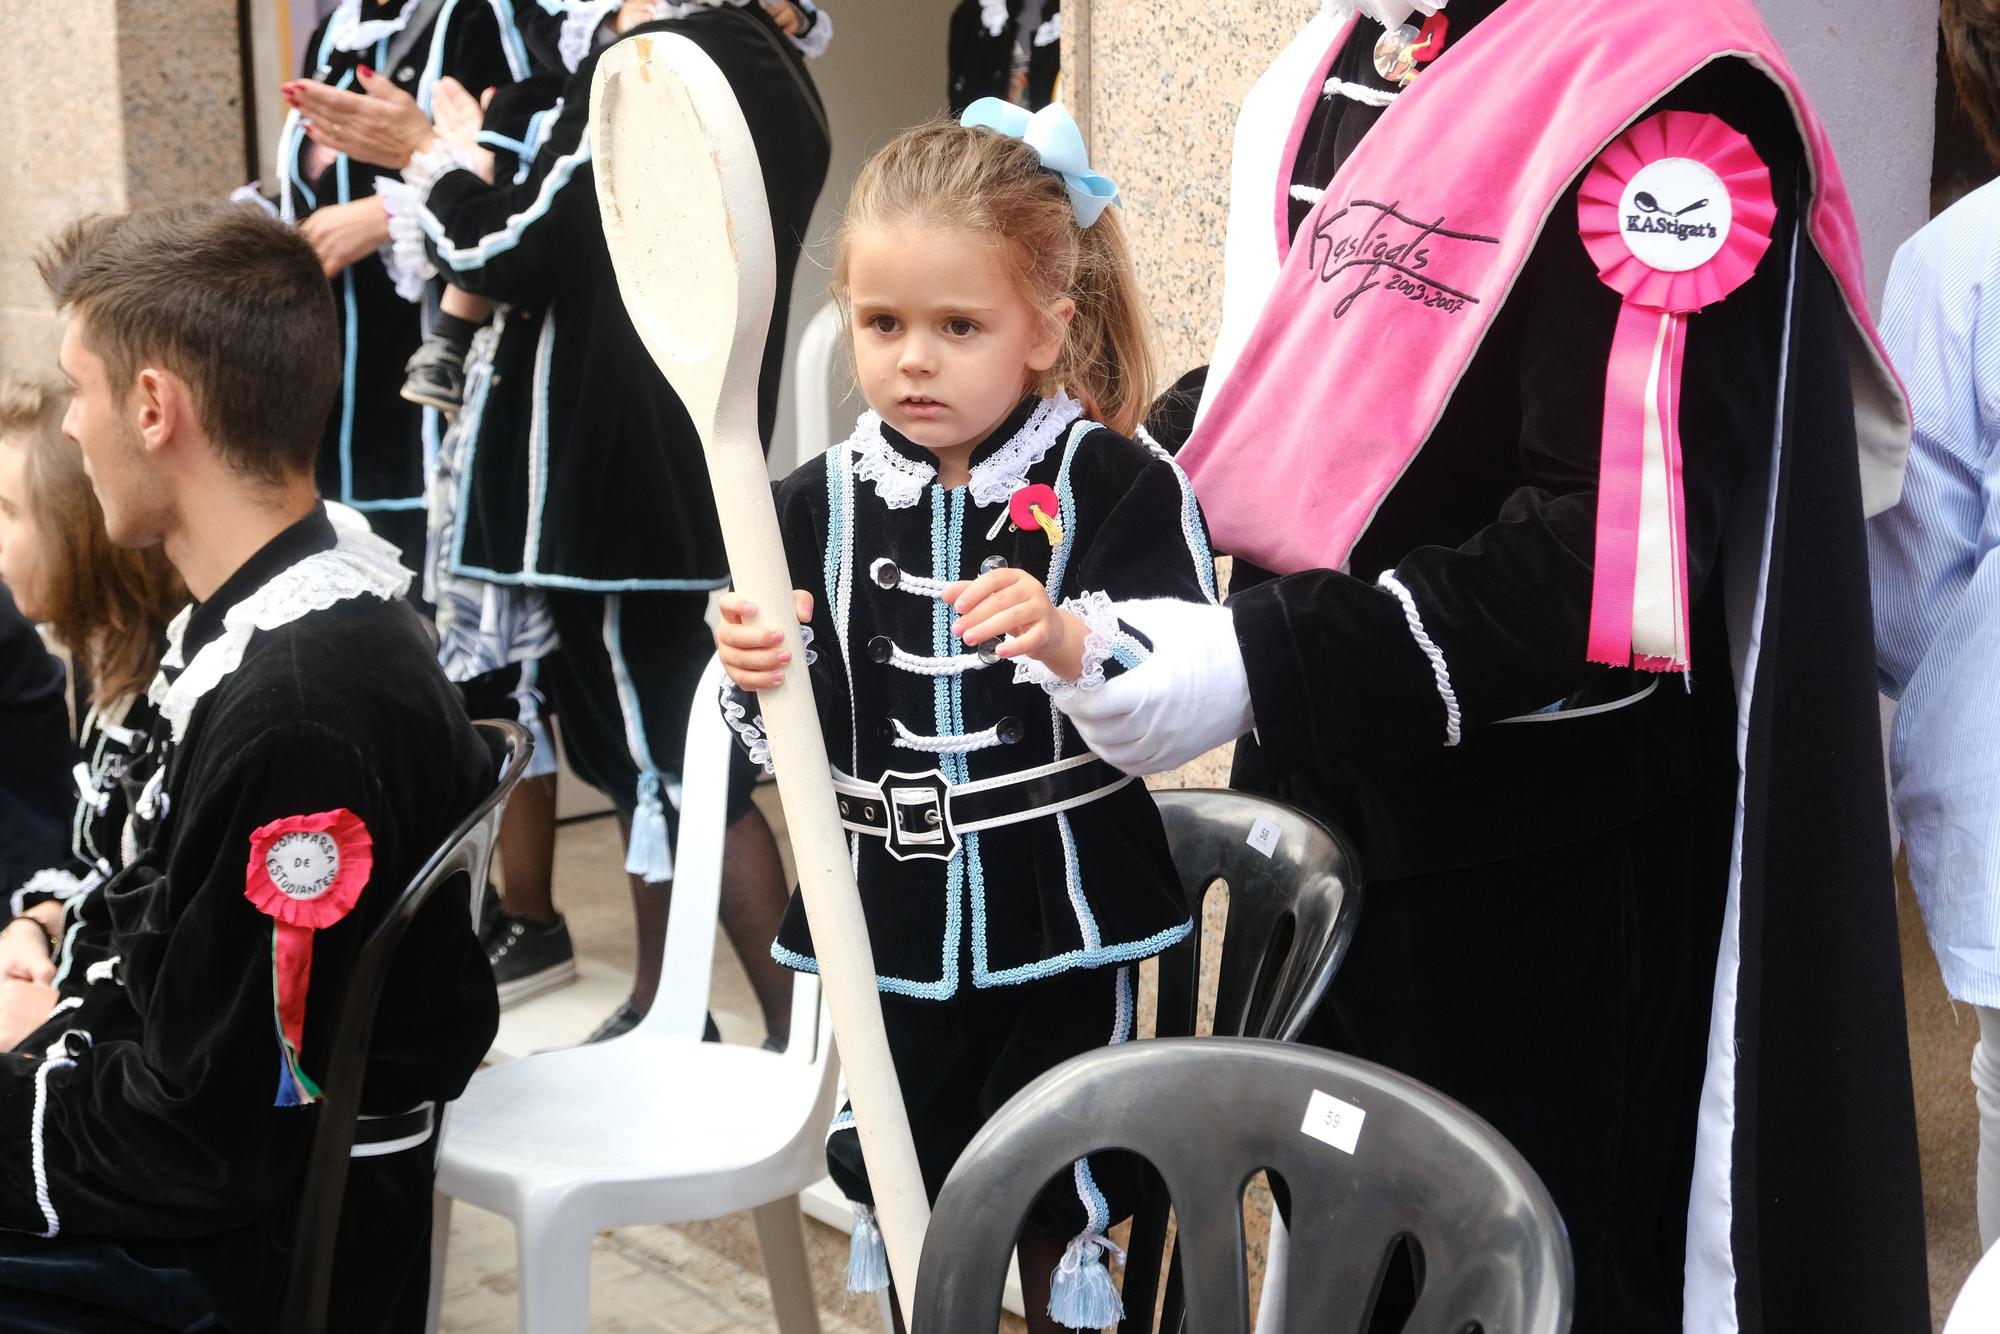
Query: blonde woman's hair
833 118 1157 437
0 376 183 705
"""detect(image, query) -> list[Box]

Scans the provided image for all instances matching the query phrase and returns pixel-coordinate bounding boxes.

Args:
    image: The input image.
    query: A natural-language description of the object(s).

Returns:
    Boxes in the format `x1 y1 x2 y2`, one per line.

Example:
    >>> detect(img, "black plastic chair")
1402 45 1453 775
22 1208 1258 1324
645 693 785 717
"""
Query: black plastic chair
913 1038 1572 1334
1119 789 1363 1330
280 719 533 1334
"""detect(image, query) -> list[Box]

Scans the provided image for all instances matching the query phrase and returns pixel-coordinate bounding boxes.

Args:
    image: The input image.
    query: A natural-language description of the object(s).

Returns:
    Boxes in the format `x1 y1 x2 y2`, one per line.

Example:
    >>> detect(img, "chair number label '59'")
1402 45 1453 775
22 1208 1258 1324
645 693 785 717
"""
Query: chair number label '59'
1300 1089 1367 1155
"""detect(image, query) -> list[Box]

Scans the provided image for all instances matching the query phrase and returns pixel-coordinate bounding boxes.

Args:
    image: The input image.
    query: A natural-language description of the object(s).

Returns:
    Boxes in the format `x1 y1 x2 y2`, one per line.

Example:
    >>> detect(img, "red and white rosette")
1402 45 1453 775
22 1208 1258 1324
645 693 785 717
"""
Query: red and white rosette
1577 111 1774 671
244 809 373 1106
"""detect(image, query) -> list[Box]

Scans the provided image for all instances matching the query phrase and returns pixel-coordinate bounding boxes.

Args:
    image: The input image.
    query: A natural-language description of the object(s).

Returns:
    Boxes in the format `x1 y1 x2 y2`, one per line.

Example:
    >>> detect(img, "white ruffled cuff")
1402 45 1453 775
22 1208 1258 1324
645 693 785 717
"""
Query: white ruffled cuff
10 866 98 919
721 683 774 775
1013 589 1120 700
402 139 477 200
374 178 433 302
717 627 813 774
789 1 833 57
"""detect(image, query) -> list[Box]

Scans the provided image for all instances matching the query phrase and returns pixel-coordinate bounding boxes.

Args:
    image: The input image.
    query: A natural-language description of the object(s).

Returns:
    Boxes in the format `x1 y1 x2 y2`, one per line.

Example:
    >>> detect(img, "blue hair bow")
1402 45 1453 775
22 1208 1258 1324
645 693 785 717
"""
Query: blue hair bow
959 98 1121 229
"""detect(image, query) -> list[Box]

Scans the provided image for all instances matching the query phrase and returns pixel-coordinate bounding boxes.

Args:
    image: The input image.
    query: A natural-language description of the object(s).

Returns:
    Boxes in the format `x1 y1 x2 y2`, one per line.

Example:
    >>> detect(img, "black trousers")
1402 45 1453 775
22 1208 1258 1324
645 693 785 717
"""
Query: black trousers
1308 778 1733 1334
0 1233 218 1333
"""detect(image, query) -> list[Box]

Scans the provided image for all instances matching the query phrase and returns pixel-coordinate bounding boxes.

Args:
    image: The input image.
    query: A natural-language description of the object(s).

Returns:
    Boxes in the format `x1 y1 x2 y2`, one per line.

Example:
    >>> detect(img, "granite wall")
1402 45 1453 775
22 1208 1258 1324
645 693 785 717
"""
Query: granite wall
0 0 247 375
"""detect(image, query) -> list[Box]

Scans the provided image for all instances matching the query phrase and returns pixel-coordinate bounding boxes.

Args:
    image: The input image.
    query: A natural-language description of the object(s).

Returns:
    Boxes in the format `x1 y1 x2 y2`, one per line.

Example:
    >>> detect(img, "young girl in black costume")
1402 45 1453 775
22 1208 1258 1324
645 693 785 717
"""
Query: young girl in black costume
717 101 1216 1330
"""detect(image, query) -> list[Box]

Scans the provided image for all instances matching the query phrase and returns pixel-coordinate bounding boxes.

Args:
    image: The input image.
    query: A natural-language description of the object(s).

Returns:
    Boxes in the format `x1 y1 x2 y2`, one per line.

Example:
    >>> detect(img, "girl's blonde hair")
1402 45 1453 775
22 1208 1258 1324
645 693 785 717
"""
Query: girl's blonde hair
0 376 183 705
833 118 1157 437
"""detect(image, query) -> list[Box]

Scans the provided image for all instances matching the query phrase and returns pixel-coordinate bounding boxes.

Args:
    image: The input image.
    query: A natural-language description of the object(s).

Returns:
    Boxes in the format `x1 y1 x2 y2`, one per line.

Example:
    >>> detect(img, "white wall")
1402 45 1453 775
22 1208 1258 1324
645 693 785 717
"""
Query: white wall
768 0 955 471
1760 0 1937 312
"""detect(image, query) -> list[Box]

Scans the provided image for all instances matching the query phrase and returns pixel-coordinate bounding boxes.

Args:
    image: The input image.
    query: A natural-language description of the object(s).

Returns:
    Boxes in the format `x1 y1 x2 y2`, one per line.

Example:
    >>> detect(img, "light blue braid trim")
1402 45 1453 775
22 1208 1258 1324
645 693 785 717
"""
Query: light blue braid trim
972 917 1192 989
336 150 359 505
1164 456 1218 603
420 137 592 270
1110 632 1148 670
477 130 531 157
415 0 464 113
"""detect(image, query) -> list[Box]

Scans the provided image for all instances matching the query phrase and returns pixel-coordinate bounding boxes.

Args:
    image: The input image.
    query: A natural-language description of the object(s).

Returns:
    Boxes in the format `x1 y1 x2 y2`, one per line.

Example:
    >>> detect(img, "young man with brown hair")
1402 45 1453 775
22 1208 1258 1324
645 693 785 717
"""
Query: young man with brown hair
0 200 498 1333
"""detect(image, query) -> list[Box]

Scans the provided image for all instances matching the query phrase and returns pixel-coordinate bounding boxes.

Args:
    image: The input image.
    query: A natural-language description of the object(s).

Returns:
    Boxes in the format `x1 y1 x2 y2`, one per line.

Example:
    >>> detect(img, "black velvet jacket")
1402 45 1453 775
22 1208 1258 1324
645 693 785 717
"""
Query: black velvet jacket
285 0 523 517
424 7 830 589
1228 56 1806 882
730 398 1210 997
0 507 498 1332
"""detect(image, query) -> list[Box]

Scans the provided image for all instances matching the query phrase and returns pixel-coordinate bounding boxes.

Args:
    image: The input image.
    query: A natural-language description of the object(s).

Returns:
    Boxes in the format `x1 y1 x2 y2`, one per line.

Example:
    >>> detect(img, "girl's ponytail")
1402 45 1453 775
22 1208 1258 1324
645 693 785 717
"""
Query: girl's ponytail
1058 206 1155 438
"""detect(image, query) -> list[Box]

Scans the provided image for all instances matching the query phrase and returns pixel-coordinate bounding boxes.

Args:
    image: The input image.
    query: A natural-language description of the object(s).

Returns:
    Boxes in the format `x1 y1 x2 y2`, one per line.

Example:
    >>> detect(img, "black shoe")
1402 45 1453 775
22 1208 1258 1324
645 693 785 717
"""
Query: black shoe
399 336 467 415
486 912 576 1007
585 999 645 1044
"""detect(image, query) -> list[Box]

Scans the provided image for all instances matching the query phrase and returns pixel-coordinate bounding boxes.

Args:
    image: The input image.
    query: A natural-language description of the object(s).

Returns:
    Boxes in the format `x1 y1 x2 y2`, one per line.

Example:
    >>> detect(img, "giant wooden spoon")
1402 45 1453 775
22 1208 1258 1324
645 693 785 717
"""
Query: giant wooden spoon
590 34 929 1318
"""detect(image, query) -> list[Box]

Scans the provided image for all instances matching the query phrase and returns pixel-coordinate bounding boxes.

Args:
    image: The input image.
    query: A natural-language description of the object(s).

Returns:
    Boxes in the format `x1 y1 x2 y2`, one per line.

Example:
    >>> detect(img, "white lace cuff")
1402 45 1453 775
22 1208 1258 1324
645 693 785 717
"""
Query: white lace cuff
10 867 96 919
374 178 433 302
716 627 812 774
789 1 833 57
402 139 477 202
721 684 774 775
1013 589 1121 700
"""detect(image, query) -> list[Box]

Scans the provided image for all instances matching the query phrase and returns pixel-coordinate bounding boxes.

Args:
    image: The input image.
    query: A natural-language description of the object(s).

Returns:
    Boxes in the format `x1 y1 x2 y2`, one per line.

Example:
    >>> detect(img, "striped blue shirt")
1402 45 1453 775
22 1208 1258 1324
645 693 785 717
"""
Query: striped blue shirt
1871 178 2000 1006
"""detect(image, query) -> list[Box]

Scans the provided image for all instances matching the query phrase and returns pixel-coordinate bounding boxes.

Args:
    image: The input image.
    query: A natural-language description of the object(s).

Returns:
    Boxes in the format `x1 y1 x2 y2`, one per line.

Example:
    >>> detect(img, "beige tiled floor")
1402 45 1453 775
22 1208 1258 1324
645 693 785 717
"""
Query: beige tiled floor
438 1199 880 1334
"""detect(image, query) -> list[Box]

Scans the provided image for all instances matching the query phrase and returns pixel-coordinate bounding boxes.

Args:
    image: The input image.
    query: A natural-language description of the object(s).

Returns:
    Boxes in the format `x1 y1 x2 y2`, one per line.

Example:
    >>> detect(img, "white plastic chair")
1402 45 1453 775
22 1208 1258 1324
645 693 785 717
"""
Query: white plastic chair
425 654 842 1332
1946 1240 2000 1333
787 300 847 476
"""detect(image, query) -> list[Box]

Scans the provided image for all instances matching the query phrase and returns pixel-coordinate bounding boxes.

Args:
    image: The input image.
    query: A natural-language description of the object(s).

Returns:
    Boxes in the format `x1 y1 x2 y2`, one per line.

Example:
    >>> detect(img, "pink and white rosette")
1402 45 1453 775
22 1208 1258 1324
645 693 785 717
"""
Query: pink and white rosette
1577 110 1774 671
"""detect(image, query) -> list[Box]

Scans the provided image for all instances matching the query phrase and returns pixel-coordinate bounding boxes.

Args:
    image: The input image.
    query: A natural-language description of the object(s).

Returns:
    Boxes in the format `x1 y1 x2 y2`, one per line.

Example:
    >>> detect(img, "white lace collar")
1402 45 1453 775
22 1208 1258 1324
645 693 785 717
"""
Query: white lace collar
326 0 418 54
149 505 413 742
847 394 1085 510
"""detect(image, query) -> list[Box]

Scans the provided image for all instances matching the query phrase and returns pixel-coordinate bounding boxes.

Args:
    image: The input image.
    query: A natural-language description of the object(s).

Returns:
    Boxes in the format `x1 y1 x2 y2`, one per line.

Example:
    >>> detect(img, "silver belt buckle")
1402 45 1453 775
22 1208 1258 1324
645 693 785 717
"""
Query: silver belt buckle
878 768 957 863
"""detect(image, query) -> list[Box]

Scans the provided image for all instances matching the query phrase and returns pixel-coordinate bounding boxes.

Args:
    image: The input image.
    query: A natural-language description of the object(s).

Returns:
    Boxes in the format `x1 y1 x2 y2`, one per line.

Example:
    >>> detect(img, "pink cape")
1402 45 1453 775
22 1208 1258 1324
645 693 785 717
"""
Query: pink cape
1177 0 1908 580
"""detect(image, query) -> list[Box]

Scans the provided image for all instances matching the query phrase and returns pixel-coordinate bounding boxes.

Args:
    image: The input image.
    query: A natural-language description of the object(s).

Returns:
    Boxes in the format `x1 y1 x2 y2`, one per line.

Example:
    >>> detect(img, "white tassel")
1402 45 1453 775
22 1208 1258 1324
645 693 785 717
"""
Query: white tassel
846 1203 891 1292
624 773 675 883
1047 1233 1125 1330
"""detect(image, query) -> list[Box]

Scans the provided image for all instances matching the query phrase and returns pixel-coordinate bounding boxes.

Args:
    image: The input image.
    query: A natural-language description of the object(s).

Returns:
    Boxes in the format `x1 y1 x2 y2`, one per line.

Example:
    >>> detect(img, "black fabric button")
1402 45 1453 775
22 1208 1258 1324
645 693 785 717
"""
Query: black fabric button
868 636 894 664
62 1031 91 1059
876 721 896 743
976 639 1003 665
980 554 1009 573
996 717 1025 745
871 558 900 589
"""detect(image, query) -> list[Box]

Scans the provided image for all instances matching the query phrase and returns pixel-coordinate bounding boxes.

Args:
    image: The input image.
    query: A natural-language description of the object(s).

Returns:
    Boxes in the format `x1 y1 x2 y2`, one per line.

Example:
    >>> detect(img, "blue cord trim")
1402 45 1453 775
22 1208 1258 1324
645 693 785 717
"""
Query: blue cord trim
477 130 531 158
415 0 463 113
486 0 533 80
421 138 592 270
336 148 359 505
972 917 1192 989
345 496 429 513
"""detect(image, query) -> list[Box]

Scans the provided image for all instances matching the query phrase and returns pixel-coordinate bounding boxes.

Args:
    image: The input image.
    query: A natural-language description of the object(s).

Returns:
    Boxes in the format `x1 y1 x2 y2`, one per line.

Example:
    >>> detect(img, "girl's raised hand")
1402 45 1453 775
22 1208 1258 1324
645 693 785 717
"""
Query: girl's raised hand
717 589 814 691
943 568 1086 679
